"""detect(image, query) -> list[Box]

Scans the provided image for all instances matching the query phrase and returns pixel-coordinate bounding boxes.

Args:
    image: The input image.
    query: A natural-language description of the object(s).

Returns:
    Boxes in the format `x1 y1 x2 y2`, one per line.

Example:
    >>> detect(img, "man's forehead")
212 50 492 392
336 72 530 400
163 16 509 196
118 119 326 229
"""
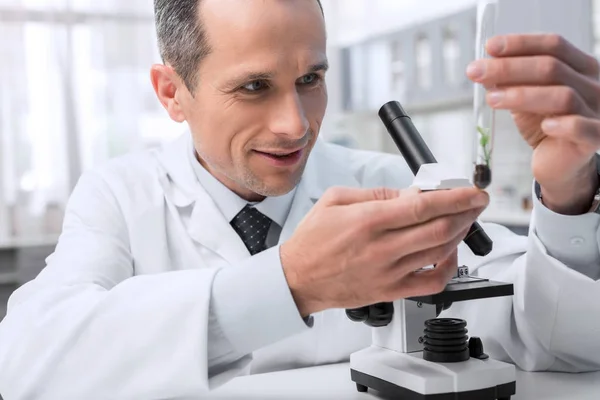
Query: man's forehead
198 0 327 79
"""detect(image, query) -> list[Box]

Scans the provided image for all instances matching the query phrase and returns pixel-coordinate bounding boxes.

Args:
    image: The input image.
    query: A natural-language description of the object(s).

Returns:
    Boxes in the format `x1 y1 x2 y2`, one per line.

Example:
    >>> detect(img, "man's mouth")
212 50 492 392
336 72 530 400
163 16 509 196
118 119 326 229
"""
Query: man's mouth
255 146 305 157
253 148 305 166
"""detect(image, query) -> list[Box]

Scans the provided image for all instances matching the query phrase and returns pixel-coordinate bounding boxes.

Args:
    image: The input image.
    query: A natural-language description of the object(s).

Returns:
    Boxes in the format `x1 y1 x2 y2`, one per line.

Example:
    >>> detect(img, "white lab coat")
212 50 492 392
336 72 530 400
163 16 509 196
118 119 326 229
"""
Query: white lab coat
0 133 599 400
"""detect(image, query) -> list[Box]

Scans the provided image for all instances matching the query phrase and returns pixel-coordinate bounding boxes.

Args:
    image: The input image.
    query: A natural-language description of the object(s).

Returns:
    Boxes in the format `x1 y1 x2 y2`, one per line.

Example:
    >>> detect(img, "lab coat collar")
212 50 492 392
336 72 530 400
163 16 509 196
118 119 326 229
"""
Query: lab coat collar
154 132 361 262
154 133 201 208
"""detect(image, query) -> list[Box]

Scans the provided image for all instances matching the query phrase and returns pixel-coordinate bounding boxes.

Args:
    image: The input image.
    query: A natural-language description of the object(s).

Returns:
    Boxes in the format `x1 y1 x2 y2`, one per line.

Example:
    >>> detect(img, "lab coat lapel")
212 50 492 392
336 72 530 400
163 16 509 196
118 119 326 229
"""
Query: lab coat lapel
279 140 362 243
155 133 250 265
187 191 251 264
278 184 317 244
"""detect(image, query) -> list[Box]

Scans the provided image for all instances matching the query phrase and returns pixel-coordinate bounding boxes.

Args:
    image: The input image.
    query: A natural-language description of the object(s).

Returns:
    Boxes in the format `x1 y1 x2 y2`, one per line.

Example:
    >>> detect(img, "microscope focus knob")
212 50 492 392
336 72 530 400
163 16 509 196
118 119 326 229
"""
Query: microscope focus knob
423 319 470 363
468 337 490 360
363 302 394 327
345 306 370 323
345 303 394 327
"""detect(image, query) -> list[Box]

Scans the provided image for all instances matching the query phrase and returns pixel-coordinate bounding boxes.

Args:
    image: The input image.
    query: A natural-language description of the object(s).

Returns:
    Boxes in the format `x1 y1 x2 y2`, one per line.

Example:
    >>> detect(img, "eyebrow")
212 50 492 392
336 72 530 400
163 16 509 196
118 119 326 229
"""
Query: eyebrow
309 60 329 73
223 60 329 89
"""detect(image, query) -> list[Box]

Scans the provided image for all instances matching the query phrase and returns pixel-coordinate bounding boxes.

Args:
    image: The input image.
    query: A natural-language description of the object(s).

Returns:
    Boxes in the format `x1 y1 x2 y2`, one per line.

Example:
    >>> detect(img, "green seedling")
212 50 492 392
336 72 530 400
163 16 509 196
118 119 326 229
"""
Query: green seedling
476 125 492 167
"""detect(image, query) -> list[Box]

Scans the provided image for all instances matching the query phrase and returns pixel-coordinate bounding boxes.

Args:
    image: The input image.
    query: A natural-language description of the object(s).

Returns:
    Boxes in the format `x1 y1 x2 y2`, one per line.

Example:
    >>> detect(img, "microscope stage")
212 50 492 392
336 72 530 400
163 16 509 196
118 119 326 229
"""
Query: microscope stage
350 346 516 399
408 279 514 305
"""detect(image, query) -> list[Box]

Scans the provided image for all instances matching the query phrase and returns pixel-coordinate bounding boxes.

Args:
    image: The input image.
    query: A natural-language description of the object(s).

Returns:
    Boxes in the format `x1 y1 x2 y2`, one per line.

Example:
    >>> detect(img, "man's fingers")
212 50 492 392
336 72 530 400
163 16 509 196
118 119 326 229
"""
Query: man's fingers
468 56 600 108
375 209 481 261
486 86 596 118
486 34 600 78
541 115 600 152
361 187 489 232
391 227 465 279
319 186 407 207
387 249 458 300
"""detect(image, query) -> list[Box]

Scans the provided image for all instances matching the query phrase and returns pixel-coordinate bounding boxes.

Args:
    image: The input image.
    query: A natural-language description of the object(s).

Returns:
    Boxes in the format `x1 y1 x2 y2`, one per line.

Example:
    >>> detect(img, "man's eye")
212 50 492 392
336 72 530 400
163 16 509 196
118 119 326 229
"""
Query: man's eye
242 80 267 92
300 73 320 85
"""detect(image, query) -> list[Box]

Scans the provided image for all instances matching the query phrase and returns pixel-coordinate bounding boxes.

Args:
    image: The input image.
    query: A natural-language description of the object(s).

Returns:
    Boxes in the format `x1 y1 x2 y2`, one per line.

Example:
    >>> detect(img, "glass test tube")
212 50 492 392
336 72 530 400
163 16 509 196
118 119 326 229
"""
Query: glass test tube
472 0 499 189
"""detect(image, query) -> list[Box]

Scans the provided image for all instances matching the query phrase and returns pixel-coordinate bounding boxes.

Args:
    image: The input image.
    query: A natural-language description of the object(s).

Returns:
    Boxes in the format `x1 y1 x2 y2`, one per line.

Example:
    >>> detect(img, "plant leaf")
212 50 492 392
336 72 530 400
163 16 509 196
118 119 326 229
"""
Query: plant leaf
480 134 489 147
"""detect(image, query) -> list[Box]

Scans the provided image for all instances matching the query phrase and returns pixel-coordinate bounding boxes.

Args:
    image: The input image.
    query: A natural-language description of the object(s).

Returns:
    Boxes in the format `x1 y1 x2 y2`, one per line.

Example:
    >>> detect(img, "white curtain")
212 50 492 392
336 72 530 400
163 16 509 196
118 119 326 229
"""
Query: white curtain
0 0 184 243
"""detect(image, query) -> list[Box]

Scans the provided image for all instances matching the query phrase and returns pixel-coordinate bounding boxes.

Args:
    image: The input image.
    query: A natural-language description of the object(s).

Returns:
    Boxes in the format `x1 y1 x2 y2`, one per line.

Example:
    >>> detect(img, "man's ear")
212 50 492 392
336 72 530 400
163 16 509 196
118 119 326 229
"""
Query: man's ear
150 64 187 123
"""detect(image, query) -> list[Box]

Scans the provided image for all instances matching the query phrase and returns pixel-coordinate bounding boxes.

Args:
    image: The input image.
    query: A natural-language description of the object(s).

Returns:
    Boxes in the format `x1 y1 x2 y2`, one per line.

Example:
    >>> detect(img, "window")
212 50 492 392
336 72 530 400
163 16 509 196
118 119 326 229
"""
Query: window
0 0 181 244
443 26 460 86
390 39 406 98
415 34 432 89
593 0 600 59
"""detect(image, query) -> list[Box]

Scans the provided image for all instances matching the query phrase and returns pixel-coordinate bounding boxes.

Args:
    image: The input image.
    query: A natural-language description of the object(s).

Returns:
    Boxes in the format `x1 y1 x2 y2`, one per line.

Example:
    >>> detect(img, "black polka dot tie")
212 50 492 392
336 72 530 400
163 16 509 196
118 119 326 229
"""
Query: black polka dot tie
230 205 273 256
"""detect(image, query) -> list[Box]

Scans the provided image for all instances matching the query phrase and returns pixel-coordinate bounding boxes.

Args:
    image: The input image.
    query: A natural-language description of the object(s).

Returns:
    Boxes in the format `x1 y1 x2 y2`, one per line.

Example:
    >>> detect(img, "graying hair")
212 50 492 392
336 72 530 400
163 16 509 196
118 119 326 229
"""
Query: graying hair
154 0 324 95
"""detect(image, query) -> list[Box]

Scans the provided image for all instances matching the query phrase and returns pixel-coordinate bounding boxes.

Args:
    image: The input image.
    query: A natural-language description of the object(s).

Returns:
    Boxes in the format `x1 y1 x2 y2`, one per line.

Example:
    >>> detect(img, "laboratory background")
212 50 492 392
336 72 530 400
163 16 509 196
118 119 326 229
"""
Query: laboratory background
0 0 597 322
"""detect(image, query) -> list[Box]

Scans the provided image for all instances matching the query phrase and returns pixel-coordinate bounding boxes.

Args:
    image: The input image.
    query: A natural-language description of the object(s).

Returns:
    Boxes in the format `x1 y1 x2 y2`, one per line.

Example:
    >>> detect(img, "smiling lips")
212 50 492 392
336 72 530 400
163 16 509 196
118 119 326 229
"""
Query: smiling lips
254 148 305 167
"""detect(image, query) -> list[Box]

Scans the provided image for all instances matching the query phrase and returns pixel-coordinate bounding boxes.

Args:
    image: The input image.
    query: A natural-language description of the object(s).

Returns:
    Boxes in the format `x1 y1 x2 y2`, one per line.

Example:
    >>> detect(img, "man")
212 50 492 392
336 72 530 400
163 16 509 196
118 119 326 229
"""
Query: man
0 0 599 398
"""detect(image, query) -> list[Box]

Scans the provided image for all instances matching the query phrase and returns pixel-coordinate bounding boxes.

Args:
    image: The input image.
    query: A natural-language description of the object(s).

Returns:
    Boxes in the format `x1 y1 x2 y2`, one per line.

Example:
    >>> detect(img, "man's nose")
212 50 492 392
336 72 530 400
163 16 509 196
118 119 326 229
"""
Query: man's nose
269 93 310 139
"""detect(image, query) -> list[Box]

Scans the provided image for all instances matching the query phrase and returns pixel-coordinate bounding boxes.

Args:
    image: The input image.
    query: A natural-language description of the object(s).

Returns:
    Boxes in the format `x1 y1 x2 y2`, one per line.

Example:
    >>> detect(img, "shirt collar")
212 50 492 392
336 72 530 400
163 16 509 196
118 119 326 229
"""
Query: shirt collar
189 144 296 227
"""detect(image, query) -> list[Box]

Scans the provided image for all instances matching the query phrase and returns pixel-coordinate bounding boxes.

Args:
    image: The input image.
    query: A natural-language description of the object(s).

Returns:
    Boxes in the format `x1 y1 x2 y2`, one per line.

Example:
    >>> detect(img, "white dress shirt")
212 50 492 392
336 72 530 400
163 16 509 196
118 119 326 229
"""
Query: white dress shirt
532 183 600 280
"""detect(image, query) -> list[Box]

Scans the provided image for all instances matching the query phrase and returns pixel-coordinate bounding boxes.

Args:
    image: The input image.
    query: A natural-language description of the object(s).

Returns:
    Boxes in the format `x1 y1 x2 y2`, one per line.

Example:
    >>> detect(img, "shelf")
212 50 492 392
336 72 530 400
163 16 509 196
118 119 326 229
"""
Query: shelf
0 235 59 250
0 272 18 285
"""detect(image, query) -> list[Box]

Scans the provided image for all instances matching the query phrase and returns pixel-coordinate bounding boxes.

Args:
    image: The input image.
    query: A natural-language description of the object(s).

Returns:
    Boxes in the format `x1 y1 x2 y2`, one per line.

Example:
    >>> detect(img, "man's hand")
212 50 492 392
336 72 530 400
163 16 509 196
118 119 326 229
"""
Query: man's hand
467 34 600 215
280 186 489 317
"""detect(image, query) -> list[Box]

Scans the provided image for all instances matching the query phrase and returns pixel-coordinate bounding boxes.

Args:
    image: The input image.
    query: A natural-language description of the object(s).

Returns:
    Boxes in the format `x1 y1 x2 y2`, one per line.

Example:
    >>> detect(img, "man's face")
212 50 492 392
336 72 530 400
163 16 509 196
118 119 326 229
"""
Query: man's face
177 0 328 201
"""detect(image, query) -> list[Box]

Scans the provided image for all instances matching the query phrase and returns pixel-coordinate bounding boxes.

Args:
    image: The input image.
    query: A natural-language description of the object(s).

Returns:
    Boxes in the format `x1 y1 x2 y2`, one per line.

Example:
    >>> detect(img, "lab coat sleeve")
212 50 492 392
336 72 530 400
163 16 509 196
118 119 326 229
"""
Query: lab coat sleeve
0 171 309 400
208 246 313 381
443 188 600 373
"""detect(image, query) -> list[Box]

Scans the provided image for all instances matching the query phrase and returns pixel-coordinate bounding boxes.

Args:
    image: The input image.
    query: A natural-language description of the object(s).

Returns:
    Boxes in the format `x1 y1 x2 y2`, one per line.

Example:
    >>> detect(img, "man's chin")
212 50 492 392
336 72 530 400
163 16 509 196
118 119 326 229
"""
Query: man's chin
247 167 306 198
252 177 301 197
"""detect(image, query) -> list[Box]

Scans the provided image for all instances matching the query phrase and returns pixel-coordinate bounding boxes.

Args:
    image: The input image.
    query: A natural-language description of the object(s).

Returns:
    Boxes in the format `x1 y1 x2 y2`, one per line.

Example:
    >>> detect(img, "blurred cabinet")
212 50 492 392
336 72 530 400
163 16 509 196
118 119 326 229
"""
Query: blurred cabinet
0 242 55 321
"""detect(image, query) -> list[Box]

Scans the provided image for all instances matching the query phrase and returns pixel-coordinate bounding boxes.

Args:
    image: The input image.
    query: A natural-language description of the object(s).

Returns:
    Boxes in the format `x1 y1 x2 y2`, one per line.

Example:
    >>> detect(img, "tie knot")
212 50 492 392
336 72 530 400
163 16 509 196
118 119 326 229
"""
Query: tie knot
230 205 273 255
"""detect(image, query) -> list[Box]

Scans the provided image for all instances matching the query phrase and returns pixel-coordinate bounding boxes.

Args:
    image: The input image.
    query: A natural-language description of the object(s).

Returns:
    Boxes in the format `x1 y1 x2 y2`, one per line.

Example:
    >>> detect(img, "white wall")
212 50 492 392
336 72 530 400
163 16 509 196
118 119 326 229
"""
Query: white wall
324 0 594 50
322 0 479 46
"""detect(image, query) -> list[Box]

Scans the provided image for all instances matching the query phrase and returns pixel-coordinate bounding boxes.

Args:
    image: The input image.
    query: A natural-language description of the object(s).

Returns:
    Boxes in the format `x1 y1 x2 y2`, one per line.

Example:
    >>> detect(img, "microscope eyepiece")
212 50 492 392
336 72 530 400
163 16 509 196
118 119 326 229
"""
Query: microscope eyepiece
379 102 436 176
378 100 409 127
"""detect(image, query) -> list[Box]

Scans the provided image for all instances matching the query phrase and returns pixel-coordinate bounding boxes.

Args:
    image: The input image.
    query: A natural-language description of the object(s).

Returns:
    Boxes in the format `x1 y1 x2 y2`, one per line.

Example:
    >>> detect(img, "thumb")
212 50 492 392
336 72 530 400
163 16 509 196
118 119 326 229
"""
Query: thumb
435 248 459 284
320 186 415 207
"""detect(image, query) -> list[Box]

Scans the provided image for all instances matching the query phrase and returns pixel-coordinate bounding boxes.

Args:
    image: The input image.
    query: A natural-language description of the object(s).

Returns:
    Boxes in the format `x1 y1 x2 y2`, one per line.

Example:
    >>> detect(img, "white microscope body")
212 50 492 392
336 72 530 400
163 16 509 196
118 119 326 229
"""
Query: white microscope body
348 164 517 400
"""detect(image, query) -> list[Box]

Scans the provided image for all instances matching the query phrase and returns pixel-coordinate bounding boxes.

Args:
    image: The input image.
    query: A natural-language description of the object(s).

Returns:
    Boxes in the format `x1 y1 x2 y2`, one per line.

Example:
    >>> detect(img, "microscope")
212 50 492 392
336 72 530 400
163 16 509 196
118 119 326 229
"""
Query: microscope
345 101 516 400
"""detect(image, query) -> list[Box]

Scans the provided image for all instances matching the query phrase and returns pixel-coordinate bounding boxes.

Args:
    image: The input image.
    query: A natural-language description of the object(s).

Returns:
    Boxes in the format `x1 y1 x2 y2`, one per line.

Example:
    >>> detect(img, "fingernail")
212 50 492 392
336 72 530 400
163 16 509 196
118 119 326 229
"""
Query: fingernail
466 61 485 80
542 118 559 131
487 90 505 106
472 192 489 207
407 185 422 195
486 37 506 55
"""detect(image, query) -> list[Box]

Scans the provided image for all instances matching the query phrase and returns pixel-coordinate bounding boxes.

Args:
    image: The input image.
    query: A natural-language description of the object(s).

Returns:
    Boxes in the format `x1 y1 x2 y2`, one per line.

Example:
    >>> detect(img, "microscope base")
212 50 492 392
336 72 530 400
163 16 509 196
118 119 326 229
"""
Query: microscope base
350 346 516 400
